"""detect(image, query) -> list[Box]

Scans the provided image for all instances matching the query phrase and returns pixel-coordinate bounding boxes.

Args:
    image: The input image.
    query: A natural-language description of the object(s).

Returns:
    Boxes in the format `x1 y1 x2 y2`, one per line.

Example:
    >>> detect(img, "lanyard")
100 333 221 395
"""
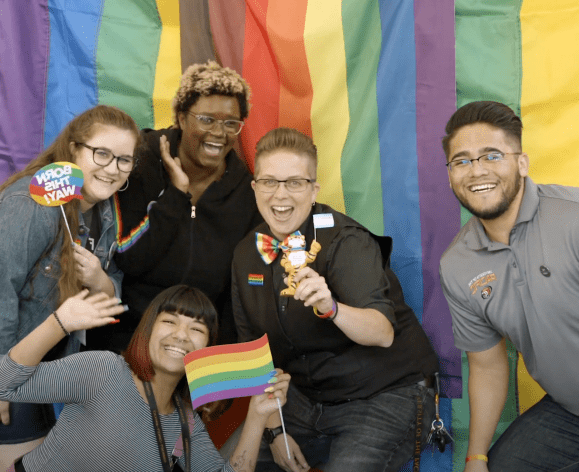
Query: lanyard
143 381 191 472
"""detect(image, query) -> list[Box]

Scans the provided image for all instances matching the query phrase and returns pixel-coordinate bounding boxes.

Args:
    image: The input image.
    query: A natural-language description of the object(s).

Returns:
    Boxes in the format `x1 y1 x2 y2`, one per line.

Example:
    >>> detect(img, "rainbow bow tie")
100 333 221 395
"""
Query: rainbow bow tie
255 232 298 264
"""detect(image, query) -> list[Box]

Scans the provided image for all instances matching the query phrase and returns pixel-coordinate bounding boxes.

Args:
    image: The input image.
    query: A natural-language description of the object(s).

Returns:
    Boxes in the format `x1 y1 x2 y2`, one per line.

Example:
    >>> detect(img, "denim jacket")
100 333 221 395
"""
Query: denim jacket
0 177 122 355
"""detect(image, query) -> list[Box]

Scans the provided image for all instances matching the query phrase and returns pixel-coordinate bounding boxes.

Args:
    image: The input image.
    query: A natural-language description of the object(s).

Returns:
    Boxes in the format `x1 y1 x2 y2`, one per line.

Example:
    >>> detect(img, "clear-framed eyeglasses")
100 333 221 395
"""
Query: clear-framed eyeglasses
254 178 316 193
188 113 245 136
446 151 521 172
76 142 137 173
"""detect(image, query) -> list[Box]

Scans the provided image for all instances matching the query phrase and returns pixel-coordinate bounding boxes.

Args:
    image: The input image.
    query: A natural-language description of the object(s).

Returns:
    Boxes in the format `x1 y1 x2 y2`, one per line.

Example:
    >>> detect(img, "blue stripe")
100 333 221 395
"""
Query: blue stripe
189 372 272 402
376 0 424 321
44 0 104 147
68 176 84 187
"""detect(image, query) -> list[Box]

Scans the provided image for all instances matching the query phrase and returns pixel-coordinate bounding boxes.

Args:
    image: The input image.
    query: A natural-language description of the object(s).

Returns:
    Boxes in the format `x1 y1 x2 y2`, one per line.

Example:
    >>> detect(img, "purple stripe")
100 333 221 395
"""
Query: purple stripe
191 384 267 410
414 0 461 397
0 0 49 182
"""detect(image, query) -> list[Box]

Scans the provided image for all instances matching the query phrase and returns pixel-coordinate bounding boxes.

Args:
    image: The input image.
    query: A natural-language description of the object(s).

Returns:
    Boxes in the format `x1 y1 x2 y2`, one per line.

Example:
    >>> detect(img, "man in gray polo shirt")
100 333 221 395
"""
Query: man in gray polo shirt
439 101 579 472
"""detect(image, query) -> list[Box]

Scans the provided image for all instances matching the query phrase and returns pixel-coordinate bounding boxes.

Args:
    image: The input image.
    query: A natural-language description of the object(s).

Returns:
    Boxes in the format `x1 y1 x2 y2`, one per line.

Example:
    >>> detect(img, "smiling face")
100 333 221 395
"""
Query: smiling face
447 122 529 221
71 124 136 212
148 311 210 379
253 150 320 241
177 95 241 174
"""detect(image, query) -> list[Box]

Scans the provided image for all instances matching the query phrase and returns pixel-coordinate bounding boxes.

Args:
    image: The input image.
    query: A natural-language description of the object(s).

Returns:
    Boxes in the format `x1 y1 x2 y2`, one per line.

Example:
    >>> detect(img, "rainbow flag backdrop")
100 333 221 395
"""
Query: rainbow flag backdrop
3 1 579 470
185 334 275 410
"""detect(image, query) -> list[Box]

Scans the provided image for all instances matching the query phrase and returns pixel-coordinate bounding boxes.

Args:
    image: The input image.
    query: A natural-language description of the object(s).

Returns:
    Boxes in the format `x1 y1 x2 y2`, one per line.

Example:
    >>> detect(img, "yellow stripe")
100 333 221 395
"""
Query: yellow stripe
517 353 546 414
303 0 347 213
153 1 182 129
521 0 579 187
519 0 577 411
185 351 273 380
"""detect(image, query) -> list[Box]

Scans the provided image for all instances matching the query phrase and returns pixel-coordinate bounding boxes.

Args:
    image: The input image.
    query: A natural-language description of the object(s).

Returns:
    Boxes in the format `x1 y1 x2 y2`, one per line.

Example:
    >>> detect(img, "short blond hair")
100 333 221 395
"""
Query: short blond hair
254 128 318 175
172 61 251 125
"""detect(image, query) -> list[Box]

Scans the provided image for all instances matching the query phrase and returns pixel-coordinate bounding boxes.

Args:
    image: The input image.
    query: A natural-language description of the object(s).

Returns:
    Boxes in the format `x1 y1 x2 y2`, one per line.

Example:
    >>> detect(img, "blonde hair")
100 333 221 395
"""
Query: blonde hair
254 127 318 174
0 105 141 304
172 61 252 125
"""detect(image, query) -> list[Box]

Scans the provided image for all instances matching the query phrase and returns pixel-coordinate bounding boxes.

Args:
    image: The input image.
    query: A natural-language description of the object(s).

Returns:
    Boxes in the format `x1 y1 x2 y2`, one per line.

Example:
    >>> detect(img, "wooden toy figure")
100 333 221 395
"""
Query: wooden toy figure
280 233 321 297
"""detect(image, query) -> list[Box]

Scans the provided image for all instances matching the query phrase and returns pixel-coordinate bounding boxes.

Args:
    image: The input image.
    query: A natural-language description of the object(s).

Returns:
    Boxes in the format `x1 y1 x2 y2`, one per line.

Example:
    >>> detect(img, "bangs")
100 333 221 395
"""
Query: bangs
156 286 219 343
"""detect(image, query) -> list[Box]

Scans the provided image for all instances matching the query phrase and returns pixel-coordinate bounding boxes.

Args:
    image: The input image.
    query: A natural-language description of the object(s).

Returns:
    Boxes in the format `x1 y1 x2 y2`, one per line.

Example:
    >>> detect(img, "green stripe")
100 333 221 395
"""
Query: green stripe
453 0 523 469
340 0 383 234
188 364 273 391
451 342 520 470
96 0 161 129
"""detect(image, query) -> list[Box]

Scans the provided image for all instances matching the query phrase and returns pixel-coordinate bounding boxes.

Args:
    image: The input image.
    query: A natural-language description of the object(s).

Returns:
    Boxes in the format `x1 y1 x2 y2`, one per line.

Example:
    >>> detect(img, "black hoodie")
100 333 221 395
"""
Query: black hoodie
88 127 262 352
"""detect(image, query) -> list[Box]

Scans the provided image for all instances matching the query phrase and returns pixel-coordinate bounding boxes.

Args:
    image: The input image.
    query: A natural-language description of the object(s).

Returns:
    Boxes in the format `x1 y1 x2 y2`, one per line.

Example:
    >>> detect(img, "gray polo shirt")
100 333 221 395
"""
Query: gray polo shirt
440 177 579 416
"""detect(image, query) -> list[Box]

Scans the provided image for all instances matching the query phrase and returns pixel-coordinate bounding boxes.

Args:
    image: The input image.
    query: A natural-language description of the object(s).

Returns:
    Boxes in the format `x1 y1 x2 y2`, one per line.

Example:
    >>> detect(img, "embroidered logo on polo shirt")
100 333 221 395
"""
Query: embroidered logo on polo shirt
248 274 264 286
468 270 497 296
481 286 492 299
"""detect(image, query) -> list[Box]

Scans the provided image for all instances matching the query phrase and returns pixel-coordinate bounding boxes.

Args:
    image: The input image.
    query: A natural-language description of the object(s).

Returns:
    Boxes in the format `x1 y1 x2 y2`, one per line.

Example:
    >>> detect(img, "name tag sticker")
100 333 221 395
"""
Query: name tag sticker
313 213 334 229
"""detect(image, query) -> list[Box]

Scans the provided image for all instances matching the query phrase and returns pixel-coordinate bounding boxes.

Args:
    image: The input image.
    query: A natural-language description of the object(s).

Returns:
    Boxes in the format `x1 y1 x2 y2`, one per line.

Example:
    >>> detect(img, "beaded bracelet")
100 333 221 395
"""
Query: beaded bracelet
313 298 338 321
52 311 70 336
465 454 488 463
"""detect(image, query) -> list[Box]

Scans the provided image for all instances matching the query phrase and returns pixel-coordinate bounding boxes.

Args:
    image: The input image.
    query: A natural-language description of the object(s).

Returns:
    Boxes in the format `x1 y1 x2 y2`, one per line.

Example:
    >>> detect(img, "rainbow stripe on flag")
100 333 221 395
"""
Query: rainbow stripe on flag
4 1 579 470
184 334 275 410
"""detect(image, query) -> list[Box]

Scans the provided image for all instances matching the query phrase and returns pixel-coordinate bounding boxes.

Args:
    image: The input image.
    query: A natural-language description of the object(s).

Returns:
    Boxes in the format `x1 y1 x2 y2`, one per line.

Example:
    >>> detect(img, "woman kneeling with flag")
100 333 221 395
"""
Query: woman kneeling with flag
0 285 289 471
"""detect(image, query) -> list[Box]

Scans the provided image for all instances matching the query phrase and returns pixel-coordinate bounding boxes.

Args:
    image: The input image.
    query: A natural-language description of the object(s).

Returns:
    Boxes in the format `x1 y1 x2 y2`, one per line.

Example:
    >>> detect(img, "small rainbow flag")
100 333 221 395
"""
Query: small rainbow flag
184 334 275 410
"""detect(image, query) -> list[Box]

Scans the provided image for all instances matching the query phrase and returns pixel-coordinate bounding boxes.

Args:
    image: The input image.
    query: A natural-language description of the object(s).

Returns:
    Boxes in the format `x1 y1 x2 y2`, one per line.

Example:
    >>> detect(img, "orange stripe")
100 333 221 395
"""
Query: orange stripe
266 1 312 135
183 335 269 364
185 343 271 373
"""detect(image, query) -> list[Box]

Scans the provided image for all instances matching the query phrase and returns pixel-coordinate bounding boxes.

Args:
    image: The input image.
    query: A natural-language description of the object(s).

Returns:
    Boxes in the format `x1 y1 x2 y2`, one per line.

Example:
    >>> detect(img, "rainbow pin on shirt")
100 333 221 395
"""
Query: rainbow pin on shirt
248 274 264 286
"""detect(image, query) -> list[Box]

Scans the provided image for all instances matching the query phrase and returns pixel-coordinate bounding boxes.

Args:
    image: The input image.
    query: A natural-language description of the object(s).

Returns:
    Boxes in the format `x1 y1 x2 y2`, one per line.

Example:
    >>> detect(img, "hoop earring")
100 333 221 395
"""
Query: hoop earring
119 178 129 192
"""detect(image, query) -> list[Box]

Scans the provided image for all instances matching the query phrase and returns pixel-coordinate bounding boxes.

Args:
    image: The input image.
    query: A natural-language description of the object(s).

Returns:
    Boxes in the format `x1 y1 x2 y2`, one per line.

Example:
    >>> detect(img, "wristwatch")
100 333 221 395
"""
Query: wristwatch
263 426 284 444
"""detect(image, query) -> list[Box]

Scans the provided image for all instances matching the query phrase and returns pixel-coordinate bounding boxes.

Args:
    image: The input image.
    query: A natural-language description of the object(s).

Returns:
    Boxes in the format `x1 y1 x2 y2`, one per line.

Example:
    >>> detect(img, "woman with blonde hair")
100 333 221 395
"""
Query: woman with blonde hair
0 105 140 468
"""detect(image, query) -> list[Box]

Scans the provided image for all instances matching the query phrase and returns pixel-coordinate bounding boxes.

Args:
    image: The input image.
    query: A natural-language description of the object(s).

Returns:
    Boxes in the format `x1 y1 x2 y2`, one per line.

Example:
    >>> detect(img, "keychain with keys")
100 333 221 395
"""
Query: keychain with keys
426 373 454 452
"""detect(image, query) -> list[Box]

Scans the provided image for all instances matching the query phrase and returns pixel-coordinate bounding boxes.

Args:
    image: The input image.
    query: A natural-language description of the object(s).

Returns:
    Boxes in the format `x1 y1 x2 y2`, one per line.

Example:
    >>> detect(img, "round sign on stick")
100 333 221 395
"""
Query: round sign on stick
29 162 84 243
29 162 84 206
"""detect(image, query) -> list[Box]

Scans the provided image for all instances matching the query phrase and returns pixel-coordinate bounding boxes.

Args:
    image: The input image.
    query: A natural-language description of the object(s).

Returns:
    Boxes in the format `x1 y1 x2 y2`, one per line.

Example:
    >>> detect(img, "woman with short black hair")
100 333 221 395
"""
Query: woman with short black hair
0 285 289 471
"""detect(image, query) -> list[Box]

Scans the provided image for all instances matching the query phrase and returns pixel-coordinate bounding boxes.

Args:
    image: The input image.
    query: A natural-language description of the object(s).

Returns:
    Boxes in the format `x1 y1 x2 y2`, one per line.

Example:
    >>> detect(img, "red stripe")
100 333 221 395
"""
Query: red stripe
113 193 123 241
209 0 246 75
183 334 270 363
29 184 46 196
266 1 312 135
240 0 280 171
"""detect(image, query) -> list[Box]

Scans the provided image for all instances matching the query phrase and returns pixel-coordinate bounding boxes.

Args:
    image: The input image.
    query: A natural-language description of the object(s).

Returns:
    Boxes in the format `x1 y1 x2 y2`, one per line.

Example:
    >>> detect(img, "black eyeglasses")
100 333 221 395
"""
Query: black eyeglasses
254 178 316 193
188 113 244 136
446 151 521 172
76 143 137 173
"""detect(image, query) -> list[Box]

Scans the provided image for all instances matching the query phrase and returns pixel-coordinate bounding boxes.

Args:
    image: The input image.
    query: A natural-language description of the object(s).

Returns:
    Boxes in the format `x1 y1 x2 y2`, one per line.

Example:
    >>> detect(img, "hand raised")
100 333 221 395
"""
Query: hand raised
160 135 189 193
54 290 126 333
